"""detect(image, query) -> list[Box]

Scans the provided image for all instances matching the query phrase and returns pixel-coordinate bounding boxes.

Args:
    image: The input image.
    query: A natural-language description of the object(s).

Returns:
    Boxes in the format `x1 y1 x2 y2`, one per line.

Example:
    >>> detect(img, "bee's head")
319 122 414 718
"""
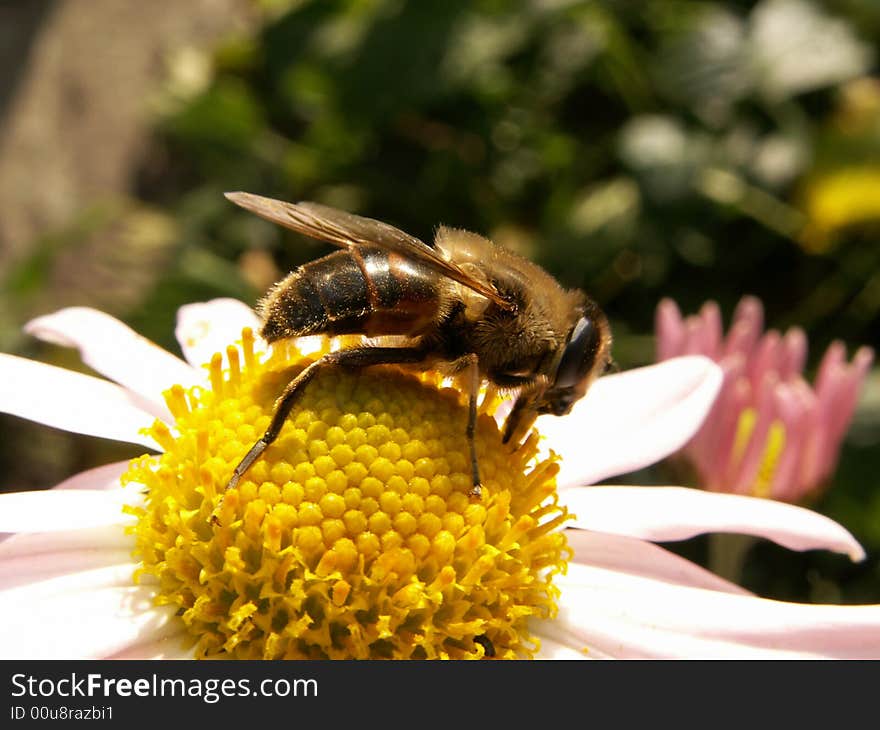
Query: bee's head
537 300 611 417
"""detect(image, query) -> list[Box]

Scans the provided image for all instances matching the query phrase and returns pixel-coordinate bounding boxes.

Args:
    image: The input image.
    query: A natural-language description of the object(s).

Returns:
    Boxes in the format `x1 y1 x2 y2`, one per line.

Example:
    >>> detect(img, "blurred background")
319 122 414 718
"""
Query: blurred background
1 0 879 604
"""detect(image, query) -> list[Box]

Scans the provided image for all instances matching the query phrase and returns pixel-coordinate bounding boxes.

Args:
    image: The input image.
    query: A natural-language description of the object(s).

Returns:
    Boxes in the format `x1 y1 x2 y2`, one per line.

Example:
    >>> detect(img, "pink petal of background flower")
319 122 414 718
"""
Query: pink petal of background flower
656 296 874 502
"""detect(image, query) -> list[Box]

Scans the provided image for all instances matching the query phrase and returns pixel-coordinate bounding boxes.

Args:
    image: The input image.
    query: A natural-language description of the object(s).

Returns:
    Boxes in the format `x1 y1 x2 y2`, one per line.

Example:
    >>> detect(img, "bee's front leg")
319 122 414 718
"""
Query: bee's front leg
497 376 543 446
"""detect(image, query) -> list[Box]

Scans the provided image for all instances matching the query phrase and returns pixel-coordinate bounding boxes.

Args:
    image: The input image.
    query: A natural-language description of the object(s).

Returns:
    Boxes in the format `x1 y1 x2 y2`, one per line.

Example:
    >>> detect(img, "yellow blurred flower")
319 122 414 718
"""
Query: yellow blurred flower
800 167 880 253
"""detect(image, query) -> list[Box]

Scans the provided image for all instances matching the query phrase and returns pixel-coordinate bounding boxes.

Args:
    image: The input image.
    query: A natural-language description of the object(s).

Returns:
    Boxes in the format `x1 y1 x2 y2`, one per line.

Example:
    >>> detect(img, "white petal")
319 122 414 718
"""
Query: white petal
0 564 137 605
0 464 127 545
52 460 129 490
553 562 880 658
0 489 138 533
25 307 201 420
107 632 194 659
0 525 133 560
0 549 134 590
538 356 722 487
531 616 608 659
0 354 160 449
565 528 750 595
562 486 865 561
531 632 592 659
0 580 178 659
175 298 262 368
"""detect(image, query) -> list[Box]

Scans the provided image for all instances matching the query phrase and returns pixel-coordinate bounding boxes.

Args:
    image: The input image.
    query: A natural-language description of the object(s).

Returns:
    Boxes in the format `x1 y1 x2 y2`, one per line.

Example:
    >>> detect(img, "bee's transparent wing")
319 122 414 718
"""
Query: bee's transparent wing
225 192 511 309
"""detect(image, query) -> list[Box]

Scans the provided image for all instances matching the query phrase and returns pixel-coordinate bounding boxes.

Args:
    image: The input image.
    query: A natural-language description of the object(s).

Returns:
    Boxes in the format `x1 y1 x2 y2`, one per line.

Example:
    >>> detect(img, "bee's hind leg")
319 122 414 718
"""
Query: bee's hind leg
222 357 325 496
458 353 482 499
212 345 426 525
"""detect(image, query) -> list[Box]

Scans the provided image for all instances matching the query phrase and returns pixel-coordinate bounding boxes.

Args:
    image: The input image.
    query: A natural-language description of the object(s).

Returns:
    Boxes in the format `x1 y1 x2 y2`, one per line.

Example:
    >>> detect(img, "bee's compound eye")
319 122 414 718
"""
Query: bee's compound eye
554 316 599 391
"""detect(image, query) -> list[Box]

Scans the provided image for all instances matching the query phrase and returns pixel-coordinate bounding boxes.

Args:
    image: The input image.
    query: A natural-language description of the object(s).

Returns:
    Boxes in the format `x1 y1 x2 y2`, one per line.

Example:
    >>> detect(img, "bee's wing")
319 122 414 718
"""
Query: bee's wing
225 192 512 310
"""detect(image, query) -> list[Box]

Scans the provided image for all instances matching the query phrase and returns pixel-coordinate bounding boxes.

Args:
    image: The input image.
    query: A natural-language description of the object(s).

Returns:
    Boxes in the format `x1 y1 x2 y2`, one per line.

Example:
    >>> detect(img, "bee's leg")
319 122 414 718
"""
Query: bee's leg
222 358 324 496
213 346 426 524
461 353 482 498
501 401 539 445
498 377 541 445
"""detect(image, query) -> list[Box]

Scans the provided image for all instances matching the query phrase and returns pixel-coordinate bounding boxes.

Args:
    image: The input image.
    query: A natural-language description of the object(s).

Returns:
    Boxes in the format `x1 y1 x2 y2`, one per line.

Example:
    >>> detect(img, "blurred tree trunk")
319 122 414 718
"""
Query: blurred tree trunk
0 0 251 267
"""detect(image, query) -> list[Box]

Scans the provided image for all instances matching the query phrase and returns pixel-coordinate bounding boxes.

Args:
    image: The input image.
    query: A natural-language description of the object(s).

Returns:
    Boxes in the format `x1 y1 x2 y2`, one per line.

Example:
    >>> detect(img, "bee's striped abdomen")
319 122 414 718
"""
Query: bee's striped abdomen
259 246 442 342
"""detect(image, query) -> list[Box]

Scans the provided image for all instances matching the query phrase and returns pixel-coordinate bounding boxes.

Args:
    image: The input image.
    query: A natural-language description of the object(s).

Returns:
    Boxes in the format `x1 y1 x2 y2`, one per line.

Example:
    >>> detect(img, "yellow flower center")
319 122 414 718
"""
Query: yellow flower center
122 329 571 659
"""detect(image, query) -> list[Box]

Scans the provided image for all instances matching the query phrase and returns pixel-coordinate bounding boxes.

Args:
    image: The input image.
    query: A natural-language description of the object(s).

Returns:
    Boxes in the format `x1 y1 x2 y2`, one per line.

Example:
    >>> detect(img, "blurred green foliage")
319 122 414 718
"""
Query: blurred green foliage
3 0 880 603
138 0 880 353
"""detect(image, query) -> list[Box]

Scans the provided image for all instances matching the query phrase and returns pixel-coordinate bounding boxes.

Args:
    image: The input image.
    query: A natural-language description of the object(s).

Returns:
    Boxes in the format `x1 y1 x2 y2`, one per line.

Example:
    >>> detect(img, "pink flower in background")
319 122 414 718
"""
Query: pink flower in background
656 295 874 503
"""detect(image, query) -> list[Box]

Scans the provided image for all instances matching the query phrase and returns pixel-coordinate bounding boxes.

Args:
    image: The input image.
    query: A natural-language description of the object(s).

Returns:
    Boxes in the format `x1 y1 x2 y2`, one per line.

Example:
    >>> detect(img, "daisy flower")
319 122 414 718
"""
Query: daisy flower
0 299 877 659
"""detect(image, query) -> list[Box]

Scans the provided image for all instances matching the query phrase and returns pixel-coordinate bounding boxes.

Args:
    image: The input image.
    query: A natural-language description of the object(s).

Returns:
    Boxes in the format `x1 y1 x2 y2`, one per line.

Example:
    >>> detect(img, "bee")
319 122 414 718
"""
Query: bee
220 192 612 505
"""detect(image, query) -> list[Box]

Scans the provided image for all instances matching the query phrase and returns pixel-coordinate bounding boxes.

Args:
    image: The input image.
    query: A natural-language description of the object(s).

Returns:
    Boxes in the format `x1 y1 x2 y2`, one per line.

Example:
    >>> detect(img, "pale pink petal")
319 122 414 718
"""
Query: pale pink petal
175 298 263 368
562 486 865 561
852 344 875 380
538 357 722 488
53 460 129 490
709 374 751 489
565 529 750 595
746 330 782 390
0 549 135 589
25 307 201 420
699 301 723 360
771 383 811 501
780 327 807 378
724 295 763 358
810 346 875 486
799 391 830 492
729 372 778 494
691 356 748 485
655 298 685 360
0 582 178 659
554 563 880 658
815 340 847 396
0 354 160 449
827 346 874 443
0 489 138 533
683 318 706 355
